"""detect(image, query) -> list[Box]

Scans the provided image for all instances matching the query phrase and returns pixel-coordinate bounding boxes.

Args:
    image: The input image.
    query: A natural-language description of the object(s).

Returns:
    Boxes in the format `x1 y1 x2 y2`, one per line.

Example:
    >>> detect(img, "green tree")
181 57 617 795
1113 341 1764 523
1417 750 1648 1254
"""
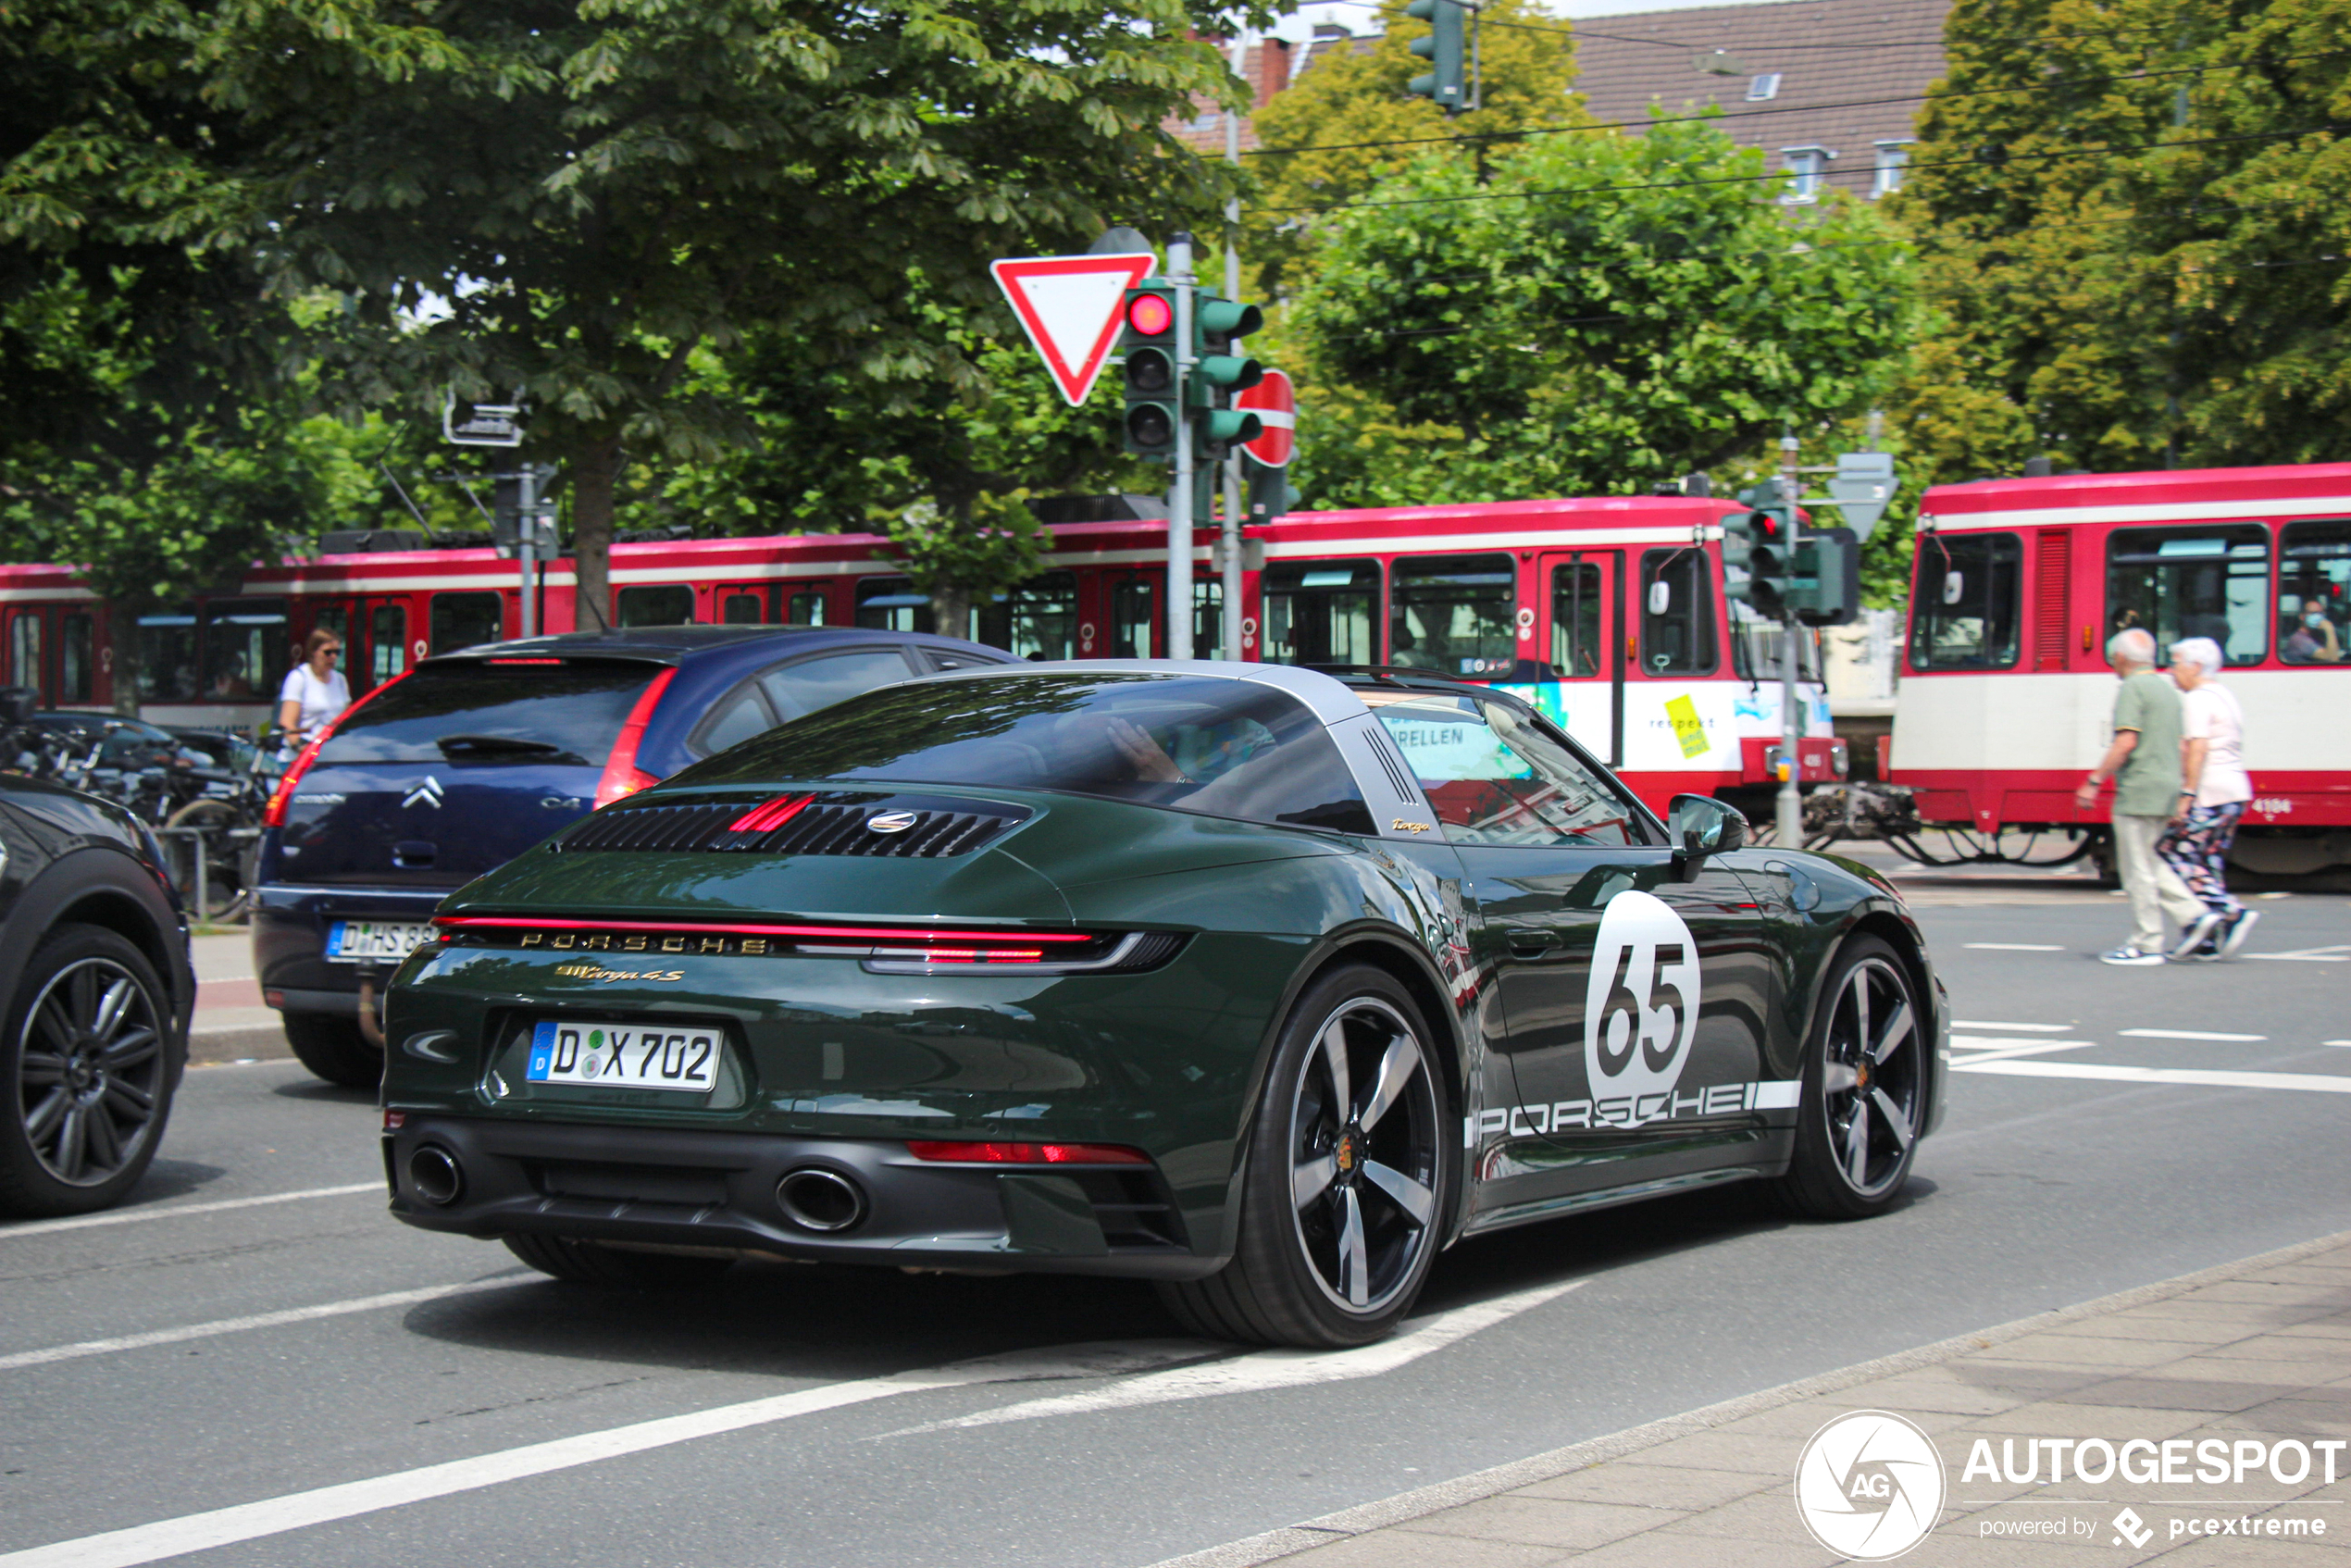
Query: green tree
1282 117 1919 508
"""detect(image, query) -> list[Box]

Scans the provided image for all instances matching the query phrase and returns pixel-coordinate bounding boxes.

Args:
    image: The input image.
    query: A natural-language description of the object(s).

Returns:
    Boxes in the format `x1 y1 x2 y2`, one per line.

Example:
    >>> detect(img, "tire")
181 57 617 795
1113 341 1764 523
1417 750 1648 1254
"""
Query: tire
283 1011 383 1090
504 1233 737 1288
0 924 182 1218
1156 964 1449 1348
1769 936 1928 1220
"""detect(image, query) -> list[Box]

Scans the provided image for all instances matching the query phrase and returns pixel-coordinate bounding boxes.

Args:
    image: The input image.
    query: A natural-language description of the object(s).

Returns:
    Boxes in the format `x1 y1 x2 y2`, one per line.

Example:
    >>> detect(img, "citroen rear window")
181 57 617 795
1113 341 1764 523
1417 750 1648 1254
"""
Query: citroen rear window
673 672 1377 834
318 663 662 764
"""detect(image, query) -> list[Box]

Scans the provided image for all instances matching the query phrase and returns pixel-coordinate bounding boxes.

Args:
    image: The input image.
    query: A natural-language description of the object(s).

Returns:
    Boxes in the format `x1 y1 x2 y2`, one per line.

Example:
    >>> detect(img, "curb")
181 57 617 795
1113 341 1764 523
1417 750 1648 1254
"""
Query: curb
1144 1226 2351 1568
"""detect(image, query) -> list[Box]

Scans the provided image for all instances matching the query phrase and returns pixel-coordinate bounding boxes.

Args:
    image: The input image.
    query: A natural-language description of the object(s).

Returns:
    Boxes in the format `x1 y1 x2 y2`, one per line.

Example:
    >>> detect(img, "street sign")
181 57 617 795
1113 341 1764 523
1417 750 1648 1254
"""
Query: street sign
990 252 1156 406
442 395 523 448
1238 370 1296 467
1826 451 1897 541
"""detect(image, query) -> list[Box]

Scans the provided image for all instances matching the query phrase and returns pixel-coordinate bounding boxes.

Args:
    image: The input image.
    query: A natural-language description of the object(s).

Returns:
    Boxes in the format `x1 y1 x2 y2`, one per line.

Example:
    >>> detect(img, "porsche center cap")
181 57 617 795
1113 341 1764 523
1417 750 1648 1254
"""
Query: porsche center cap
865 811 918 834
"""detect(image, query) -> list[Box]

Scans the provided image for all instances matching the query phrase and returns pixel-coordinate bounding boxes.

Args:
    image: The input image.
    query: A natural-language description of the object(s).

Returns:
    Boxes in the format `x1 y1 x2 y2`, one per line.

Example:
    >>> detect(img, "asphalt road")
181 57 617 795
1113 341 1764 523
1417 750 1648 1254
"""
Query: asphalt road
4 886 2346 1568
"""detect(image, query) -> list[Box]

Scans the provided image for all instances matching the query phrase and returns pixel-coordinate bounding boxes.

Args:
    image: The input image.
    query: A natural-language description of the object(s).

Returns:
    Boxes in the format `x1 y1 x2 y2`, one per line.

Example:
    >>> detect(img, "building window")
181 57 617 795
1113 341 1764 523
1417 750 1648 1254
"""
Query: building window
1781 145 1834 204
1872 141 1911 198
1746 73 1782 101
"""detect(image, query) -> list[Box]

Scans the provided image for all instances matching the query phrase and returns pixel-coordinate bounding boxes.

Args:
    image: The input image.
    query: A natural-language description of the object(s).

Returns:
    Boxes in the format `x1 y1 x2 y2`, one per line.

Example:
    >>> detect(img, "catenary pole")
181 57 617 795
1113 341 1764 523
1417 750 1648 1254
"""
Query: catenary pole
517 463 539 639
1167 231 1196 660
1776 432 1803 848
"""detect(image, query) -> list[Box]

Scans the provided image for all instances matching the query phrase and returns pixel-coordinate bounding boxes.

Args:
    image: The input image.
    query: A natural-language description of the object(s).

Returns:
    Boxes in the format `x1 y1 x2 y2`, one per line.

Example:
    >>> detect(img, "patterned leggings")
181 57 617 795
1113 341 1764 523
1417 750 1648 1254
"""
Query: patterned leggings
2156 802 2246 917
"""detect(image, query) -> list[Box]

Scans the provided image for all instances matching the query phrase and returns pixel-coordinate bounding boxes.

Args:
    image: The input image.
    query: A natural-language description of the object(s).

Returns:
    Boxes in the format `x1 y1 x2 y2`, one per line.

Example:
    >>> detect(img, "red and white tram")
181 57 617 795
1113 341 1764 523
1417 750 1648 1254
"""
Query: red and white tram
0 493 1843 819
1890 462 2351 874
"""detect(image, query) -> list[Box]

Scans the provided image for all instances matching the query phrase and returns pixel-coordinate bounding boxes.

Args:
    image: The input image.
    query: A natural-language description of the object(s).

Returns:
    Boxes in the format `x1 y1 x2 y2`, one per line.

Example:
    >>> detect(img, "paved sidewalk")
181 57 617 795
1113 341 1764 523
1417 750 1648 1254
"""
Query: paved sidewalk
187 929 289 1063
1156 1233 2351 1567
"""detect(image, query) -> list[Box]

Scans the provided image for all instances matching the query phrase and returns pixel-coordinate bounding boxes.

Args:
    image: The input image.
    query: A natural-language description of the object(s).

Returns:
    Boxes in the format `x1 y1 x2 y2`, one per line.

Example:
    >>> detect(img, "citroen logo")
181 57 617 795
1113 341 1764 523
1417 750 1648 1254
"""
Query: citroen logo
402 776 445 810
865 811 918 834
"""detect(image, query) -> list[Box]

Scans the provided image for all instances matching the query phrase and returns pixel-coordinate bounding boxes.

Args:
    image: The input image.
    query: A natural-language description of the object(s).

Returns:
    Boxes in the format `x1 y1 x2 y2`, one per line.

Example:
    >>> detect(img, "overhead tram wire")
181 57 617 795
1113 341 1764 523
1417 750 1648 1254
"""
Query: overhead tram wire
1240 48 2351 163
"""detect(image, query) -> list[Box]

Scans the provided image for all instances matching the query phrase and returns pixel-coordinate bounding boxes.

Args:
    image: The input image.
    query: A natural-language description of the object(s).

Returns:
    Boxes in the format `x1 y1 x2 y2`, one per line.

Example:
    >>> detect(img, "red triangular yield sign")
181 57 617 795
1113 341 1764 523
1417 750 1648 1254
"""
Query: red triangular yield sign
990 252 1157 406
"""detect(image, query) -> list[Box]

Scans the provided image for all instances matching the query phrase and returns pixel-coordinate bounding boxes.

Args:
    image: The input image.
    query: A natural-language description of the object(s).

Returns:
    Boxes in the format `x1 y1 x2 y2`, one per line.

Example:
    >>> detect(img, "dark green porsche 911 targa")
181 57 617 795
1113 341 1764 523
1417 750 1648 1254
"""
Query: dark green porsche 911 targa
381 663 1947 1348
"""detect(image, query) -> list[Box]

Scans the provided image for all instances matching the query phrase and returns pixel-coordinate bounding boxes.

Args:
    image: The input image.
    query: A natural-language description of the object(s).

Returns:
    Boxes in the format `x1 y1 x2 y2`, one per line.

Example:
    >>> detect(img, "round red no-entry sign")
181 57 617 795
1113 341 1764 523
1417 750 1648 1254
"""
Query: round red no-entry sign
1238 370 1296 467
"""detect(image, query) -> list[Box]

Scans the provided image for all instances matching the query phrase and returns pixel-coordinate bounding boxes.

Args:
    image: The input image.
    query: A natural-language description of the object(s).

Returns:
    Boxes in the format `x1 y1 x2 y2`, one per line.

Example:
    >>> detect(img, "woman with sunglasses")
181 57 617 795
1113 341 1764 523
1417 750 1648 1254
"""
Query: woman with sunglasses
276 628 351 760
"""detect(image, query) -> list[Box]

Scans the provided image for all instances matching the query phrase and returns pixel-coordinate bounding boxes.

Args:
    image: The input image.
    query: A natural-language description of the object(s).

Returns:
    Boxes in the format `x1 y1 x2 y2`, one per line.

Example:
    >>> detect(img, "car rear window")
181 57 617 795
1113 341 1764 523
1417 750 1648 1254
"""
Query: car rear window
318 663 662 764
672 672 1377 834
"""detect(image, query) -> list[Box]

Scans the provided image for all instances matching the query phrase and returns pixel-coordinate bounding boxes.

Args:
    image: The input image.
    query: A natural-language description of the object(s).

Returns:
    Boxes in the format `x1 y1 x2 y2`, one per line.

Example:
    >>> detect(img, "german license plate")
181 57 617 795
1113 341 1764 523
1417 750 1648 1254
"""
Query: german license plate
325 919 435 964
526 1020 722 1094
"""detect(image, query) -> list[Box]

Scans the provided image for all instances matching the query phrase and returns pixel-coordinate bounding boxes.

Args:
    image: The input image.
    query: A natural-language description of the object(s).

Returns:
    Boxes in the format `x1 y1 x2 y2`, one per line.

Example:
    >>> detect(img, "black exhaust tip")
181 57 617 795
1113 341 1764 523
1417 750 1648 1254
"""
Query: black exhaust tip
409 1144 465 1206
777 1166 865 1233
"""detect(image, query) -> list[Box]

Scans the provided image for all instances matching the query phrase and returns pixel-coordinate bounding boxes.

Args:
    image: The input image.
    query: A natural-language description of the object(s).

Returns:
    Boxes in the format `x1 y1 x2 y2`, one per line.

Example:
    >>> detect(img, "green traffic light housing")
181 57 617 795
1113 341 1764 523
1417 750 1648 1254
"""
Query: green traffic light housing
1406 0 1468 114
1188 288 1264 458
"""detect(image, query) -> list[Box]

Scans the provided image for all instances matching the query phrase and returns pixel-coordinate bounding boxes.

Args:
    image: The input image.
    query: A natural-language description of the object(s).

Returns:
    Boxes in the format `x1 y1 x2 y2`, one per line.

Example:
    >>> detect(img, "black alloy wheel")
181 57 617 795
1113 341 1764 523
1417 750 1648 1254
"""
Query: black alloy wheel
1771 936 1925 1219
1158 965 1448 1347
1 925 180 1217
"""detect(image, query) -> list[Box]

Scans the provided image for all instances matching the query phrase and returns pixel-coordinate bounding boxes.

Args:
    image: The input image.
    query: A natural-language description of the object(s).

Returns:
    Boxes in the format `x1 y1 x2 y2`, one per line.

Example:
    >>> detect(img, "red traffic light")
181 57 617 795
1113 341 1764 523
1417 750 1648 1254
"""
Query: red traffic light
1126 293 1174 336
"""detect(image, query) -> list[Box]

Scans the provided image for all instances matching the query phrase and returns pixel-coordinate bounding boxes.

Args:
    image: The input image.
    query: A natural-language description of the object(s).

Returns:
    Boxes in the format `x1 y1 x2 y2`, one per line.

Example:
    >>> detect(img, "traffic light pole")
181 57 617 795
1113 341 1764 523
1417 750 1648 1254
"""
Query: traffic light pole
1223 37 1247 662
1776 434 1802 849
516 463 540 639
1166 231 1196 660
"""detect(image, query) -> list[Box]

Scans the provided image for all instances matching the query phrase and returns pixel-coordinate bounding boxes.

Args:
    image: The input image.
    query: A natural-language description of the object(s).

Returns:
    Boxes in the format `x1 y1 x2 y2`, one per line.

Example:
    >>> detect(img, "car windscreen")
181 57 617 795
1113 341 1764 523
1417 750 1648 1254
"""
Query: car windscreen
317 662 661 765
673 672 1377 834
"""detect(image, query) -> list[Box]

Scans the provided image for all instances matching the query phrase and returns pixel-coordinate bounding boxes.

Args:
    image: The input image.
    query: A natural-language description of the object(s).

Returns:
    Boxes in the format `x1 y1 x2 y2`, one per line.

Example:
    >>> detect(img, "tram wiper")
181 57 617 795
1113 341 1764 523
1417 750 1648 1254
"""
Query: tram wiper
435 733 590 766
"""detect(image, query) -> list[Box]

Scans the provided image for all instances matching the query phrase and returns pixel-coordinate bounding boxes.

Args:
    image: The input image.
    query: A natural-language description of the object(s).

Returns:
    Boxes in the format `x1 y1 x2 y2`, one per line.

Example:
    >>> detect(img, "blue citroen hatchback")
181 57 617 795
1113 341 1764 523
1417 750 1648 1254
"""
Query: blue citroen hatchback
252 626 1014 1086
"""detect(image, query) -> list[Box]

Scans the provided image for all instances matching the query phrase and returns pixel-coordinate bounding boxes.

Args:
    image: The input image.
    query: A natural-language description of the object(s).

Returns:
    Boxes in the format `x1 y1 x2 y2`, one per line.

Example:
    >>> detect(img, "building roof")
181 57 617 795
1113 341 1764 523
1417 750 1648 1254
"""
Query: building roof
1570 0 1949 198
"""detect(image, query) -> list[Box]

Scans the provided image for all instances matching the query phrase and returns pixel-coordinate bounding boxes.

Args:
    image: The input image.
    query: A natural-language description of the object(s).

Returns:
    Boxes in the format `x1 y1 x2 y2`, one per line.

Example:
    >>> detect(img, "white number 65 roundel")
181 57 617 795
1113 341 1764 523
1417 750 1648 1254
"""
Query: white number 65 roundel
1583 890 1700 1104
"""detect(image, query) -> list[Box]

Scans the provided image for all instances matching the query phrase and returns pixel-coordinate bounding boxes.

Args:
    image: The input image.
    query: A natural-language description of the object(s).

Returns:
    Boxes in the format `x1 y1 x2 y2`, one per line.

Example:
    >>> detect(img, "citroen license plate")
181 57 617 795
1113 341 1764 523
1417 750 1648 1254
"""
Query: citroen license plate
526 1020 722 1094
325 920 435 964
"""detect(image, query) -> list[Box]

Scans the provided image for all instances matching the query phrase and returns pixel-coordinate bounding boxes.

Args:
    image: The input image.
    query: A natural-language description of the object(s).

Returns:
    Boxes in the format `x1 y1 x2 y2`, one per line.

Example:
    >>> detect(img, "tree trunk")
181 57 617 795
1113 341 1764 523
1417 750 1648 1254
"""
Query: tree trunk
570 434 621 631
929 583 972 641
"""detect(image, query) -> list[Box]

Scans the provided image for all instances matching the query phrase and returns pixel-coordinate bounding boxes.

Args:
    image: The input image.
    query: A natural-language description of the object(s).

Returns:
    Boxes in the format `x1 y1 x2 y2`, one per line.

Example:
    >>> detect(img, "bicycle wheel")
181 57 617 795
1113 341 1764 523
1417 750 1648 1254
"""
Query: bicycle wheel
160 798 249 922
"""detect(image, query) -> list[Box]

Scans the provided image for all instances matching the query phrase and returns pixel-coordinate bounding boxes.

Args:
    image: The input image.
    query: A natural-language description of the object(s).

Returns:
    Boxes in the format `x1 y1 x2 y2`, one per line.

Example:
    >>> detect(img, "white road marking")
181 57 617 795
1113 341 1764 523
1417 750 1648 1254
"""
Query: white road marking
1962 943 2065 952
885 1277 1588 1437
0 1276 527 1373
0 1184 379 1241
1947 1040 2093 1064
2118 1028 2267 1042
1952 1060 2351 1094
2245 945 2351 962
2329 1041 2351 1048
1951 1021 2073 1033
0 1340 1222 1568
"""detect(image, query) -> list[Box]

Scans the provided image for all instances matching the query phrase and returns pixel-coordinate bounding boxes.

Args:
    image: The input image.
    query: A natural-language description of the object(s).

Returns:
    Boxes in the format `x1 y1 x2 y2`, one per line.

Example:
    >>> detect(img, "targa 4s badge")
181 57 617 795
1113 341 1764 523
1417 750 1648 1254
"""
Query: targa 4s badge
1584 890 1699 1113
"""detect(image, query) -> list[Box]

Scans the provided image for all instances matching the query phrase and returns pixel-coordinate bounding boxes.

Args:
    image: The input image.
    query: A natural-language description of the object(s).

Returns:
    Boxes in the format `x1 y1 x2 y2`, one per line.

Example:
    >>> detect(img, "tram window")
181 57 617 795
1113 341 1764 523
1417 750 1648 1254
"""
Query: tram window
975 570 1077 659
1730 601 1824 682
1392 554 1515 677
2106 525 2269 665
429 591 504 655
785 589 827 626
720 591 765 625
2280 520 2350 665
59 613 92 703
137 614 199 702
1638 550 1718 675
616 585 696 627
1263 559 1378 666
1109 576 1156 656
202 599 288 701
6 614 39 695
368 604 407 688
1550 561 1604 677
1907 532 2021 670
855 577 934 633
1195 579 1222 655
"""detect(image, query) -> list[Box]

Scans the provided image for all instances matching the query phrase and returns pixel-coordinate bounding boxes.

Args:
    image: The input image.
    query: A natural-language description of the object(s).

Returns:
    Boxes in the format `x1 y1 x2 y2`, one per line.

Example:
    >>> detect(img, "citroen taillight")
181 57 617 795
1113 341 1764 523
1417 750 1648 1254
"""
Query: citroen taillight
593 667 678 809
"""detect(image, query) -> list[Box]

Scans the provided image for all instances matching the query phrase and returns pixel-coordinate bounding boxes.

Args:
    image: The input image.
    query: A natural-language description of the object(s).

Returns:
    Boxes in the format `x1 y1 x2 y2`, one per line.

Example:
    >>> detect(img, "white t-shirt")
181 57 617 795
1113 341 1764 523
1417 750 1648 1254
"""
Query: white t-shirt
279 664 350 746
2181 682 2251 807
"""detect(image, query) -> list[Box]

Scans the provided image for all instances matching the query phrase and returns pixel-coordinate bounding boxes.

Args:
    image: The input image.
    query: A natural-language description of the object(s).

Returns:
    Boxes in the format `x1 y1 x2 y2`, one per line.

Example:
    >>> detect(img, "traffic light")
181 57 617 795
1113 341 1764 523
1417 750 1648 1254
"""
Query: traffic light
1788 528 1861 626
1188 291 1264 460
1724 479 1795 620
1243 452 1298 523
1406 0 1467 114
1120 283 1179 463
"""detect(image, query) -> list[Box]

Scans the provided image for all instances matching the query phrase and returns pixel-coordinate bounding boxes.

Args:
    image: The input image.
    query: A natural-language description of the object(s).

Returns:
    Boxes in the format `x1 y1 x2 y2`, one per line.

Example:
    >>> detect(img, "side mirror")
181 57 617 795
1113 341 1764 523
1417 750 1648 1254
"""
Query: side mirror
1667 794 1748 880
1648 580 1673 616
0 686 36 725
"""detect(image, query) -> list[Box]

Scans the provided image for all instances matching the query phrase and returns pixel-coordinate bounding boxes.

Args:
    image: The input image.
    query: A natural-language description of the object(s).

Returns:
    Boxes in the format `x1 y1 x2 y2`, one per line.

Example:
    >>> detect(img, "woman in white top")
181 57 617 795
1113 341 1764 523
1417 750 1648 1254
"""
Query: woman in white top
277 628 351 757
2155 636 2257 958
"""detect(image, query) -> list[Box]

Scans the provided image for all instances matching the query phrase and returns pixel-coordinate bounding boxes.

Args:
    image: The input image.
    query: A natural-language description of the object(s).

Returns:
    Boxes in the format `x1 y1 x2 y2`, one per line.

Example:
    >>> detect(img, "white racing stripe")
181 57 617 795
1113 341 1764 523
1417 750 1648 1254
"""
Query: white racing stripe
886 1277 1588 1437
0 1276 526 1373
0 1184 378 1241
1953 1060 2351 1093
0 1340 1225 1568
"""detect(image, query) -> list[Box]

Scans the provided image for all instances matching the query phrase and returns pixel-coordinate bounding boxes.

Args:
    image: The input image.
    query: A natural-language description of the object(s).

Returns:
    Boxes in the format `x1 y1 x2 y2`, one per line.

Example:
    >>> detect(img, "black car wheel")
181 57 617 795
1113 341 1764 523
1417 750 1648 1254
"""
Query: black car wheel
1 925 180 1217
1158 964 1447 1348
504 1233 738 1288
1771 936 1926 1219
283 1012 382 1090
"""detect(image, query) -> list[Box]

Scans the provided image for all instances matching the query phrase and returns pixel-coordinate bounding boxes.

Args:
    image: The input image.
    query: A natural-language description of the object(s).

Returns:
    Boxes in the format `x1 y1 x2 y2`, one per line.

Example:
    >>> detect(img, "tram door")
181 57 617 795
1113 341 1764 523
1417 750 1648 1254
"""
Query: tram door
3 604 99 708
1537 549 1627 767
308 597 415 699
1097 568 1162 658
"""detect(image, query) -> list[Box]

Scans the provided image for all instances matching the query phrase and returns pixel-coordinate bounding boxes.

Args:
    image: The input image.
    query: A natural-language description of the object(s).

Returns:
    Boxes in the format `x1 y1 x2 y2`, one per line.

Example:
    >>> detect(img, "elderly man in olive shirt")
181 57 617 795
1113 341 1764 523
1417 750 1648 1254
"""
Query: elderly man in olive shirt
2075 628 2208 964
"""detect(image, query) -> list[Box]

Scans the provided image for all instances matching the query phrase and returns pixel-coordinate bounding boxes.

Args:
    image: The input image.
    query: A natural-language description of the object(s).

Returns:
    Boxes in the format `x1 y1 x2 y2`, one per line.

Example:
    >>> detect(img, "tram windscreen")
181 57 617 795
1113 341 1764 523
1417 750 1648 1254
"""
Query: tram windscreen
1909 532 2021 669
2280 520 2350 665
2106 525 2269 666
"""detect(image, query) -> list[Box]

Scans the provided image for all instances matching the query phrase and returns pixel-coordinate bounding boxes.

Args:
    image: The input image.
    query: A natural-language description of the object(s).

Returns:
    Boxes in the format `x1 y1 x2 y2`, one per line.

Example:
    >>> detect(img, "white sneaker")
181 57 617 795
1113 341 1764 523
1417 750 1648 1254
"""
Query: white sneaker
2098 946 2167 966
2219 907 2261 958
2168 910 2227 961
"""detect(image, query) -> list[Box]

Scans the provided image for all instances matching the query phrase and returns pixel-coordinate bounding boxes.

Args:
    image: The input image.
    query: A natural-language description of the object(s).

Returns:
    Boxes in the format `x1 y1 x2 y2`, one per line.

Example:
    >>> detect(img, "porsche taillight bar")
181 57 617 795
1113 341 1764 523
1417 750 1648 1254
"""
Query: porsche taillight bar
430 915 1097 945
